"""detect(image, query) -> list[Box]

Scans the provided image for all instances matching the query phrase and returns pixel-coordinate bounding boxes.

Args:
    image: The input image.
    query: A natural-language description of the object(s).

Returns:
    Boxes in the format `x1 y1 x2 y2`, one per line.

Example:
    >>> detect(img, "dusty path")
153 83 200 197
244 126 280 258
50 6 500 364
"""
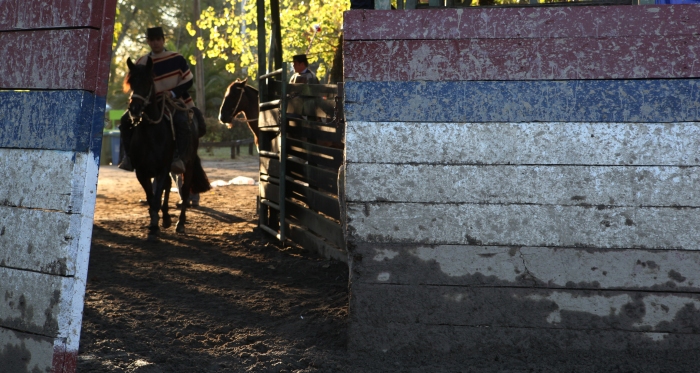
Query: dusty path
77 157 352 373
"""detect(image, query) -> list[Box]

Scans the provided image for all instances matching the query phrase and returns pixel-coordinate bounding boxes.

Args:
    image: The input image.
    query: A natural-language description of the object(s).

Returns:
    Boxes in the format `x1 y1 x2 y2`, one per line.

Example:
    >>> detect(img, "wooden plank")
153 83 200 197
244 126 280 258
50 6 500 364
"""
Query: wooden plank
259 107 279 128
343 5 700 41
0 149 92 212
287 160 339 194
345 121 700 165
345 164 700 207
0 0 104 30
260 180 280 204
287 138 344 170
344 80 700 123
260 156 280 178
348 322 700 371
287 83 339 97
350 243 700 291
287 96 336 118
345 36 700 81
286 223 347 262
346 203 700 250
0 327 57 373
286 180 340 220
352 283 700 334
0 91 98 152
287 201 344 249
0 29 102 90
287 118 343 144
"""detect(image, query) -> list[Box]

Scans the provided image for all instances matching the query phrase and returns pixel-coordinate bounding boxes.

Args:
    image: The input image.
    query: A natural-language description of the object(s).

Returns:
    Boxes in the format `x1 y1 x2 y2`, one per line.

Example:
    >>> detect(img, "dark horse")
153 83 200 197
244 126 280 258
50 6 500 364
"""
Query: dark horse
218 78 260 146
124 57 210 239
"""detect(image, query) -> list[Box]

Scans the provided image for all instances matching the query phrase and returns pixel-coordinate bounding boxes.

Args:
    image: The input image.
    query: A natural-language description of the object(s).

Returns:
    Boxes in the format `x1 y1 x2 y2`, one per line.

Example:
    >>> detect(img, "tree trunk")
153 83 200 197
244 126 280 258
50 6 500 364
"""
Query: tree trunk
193 0 206 111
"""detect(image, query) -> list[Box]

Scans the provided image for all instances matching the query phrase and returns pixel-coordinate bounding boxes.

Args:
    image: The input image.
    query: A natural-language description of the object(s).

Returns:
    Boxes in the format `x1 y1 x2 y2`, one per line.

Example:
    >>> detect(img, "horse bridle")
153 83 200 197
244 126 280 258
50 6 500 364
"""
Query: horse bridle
230 85 258 123
128 85 154 124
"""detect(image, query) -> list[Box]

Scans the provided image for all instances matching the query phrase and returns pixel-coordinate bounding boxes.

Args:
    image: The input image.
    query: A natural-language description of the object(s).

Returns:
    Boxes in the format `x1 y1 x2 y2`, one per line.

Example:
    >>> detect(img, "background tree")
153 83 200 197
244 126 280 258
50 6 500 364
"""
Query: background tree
191 0 349 83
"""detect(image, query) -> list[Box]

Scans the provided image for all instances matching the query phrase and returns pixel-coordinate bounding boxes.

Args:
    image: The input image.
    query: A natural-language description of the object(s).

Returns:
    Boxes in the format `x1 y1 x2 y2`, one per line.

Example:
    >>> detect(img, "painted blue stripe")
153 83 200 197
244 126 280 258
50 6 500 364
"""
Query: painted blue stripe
0 90 98 152
345 80 700 123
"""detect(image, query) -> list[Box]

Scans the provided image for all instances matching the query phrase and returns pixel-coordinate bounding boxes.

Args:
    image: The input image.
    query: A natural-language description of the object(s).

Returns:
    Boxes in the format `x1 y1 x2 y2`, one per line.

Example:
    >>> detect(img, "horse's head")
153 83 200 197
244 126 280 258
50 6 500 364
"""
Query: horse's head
124 57 155 125
219 78 250 124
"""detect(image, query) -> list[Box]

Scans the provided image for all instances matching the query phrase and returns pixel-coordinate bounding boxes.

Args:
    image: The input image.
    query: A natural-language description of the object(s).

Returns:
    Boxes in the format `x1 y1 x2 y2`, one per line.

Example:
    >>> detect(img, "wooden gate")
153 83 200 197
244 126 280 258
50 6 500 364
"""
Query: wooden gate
0 1 117 372
257 69 346 262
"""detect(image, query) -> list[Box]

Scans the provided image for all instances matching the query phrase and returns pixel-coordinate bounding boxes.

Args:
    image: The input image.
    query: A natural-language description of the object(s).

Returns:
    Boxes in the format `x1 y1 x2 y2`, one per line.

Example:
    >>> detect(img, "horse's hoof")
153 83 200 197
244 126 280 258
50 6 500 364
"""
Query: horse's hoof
176 222 185 234
147 233 159 242
162 216 172 229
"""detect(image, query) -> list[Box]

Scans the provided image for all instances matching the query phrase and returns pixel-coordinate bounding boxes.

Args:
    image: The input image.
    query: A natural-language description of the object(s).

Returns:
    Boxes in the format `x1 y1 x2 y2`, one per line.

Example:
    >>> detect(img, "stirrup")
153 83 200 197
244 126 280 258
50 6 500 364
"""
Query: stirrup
171 158 186 174
118 156 134 171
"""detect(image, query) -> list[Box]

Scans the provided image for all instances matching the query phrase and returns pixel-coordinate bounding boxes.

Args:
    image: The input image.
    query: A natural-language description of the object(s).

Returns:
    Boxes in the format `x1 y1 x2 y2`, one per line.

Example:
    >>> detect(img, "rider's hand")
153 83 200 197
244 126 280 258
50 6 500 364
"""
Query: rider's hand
170 91 176 98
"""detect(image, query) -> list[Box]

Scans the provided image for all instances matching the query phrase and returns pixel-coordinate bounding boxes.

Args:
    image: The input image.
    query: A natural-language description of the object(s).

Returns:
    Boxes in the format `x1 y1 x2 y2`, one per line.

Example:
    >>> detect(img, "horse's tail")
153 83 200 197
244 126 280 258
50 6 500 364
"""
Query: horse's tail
190 154 212 194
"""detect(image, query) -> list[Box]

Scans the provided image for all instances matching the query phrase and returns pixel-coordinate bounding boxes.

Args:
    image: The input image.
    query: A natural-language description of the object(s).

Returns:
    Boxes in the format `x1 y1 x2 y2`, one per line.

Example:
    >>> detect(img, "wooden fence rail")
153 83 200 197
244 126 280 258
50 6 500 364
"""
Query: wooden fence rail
200 138 255 159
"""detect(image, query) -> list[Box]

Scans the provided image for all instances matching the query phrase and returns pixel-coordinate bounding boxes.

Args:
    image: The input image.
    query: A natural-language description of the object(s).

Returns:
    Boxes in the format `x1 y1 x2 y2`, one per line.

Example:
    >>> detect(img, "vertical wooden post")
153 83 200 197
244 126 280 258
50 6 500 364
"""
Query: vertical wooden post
270 0 283 71
257 0 267 101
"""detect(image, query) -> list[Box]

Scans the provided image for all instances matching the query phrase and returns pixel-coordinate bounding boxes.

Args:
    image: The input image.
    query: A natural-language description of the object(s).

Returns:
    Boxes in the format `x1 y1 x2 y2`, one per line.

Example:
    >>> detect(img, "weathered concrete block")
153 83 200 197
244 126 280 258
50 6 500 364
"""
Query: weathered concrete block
350 243 700 292
345 121 700 165
0 267 69 337
345 37 700 81
0 91 99 152
0 149 90 212
348 322 700 372
344 6 700 41
350 283 700 334
346 164 700 206
344 80 700 123
347 203 700 249
0 327 56 373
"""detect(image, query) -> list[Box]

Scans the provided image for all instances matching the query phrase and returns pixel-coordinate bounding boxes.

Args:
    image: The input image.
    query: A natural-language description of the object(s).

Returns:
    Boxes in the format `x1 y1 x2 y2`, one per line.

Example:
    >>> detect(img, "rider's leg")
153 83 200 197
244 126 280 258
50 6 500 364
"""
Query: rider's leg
118 113 134 171
171 110 191 174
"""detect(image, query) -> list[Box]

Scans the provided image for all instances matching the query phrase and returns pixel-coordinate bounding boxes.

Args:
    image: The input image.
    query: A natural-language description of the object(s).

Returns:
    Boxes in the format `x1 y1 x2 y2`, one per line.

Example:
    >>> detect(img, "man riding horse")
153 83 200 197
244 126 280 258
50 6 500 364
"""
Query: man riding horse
118 26 204 174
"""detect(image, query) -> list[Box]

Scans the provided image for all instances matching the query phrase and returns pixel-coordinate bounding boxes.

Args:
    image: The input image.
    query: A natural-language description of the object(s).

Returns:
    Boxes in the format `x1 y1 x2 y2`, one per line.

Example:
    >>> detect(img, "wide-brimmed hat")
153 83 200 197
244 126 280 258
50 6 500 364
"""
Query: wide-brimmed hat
146 27 164 40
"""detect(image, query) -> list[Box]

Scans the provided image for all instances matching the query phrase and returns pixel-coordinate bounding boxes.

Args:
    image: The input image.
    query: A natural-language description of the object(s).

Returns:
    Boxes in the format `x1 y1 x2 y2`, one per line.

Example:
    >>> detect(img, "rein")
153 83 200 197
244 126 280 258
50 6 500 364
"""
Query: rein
231 85 259 123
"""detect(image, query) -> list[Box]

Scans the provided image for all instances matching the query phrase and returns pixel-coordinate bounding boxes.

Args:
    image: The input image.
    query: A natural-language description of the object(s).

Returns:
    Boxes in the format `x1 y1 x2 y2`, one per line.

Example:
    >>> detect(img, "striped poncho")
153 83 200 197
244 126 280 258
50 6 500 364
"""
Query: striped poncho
136 50 195 108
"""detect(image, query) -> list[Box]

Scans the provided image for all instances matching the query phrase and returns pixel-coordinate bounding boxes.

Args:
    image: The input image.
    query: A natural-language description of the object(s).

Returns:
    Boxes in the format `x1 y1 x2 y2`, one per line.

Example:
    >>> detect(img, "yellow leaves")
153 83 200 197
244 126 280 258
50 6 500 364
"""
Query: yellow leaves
186 22 196 37
189 55 197 65
196 37 205 51
195 0 349 80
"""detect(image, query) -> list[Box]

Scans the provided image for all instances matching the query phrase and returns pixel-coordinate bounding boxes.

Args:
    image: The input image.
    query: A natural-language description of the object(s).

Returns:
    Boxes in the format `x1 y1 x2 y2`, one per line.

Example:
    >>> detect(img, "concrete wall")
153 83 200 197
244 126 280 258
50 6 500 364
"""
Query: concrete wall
343 5 700 370
0 1 116 372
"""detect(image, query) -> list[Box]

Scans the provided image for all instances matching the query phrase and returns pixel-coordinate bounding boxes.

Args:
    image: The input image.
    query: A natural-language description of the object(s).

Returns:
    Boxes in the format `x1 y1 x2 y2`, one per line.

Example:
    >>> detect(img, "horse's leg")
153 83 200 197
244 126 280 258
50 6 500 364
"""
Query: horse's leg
176 166 192 234
136 172 160 239
161 174 172 229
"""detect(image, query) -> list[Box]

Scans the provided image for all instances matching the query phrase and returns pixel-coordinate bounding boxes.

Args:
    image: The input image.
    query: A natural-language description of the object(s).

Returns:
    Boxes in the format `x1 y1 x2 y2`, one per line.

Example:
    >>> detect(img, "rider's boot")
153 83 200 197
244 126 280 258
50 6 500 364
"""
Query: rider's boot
118 114 135 171
171 111 191 174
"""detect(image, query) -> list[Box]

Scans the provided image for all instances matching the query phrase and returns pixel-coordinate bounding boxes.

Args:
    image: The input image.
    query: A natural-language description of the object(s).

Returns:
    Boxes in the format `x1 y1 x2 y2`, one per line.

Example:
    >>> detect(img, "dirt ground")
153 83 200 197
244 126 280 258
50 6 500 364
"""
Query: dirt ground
77 156 356 373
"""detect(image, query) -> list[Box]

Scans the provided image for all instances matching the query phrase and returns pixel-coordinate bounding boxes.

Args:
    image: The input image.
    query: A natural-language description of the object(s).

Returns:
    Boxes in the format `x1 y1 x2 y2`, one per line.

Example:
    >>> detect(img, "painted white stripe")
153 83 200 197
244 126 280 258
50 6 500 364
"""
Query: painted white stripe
0 327 55 372
347 203 700 249
345 121 700 165
0 148 89 212
361 245 700 290
346 164 700 206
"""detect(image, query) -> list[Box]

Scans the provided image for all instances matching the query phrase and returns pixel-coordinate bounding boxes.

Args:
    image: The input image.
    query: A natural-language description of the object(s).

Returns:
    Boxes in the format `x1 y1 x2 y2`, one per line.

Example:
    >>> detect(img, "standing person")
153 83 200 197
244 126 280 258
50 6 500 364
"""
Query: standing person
118 26 204 175
289 54 320 84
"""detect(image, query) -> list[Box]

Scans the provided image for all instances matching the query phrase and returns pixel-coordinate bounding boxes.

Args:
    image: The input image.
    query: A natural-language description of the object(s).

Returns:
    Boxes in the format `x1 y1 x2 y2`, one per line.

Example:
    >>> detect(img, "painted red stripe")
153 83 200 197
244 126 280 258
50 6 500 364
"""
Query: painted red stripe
0 29 101 90
345 36 700 81
0 0 104 30
94 0 118 97
344 5 700 41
